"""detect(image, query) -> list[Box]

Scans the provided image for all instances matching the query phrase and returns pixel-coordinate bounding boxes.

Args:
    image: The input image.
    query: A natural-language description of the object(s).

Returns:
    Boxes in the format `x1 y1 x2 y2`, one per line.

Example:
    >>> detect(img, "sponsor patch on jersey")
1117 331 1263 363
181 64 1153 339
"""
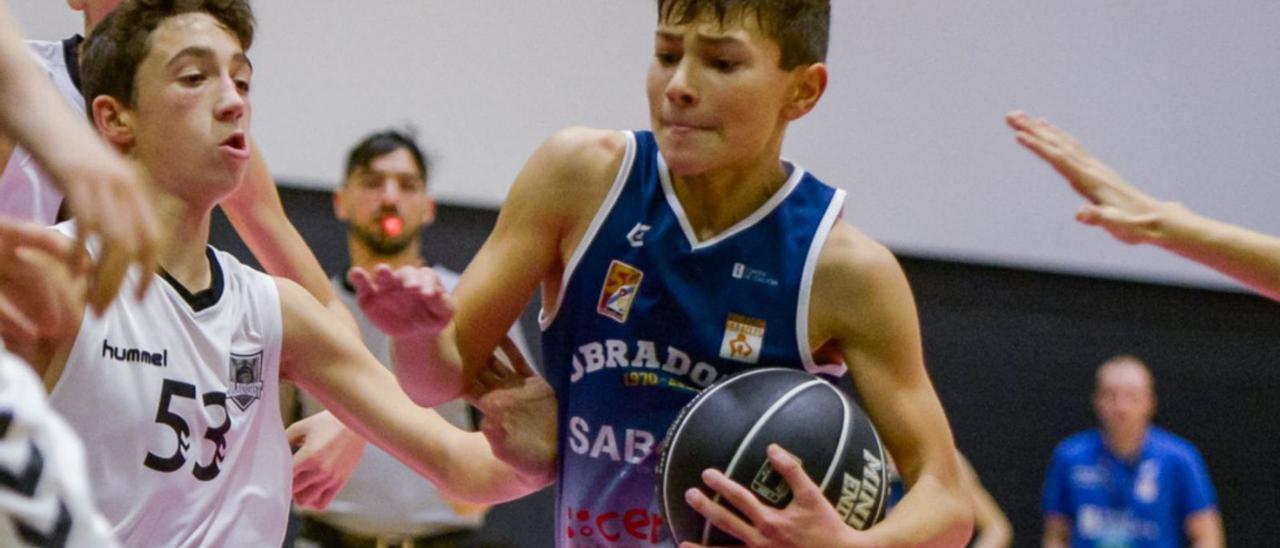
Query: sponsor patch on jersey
720 313 765 364
228 350 264 411
597 260 643 323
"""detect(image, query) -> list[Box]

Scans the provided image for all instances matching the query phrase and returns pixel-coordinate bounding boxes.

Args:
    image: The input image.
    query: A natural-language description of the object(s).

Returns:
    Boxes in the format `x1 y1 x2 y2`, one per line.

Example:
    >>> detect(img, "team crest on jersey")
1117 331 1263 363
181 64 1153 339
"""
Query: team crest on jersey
597 260 643 323
720 313 765 364
228 350 264 411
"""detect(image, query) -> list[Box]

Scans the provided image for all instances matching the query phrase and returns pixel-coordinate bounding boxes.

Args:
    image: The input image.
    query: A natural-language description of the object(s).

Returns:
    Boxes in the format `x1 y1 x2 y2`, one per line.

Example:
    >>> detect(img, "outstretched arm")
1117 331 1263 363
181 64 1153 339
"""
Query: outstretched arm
277 278 549 503
358 128 626 406
1007 110 1280 302
0 1 158 312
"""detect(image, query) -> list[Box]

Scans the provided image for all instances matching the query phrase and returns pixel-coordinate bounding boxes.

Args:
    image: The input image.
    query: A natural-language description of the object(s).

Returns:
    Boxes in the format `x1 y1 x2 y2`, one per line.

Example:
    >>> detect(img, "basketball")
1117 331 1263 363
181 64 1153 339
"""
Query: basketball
657 368 889 545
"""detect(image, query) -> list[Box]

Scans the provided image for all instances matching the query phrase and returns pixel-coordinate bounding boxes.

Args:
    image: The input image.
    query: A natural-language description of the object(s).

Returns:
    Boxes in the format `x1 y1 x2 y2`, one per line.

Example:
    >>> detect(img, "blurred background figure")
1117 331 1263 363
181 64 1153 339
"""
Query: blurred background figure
1042 355 1223 548
294 129 529 548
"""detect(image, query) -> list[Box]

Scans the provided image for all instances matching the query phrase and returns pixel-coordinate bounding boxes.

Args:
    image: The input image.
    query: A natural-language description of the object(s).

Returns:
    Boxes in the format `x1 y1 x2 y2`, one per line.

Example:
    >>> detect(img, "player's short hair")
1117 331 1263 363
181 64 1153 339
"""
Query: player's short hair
656 0 829 69
343 130 430 186
80 0 255 116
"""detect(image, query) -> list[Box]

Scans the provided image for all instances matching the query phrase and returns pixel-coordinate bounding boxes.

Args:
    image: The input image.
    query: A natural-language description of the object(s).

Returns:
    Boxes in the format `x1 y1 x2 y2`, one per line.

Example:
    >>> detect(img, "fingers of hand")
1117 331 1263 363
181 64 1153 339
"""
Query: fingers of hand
766 444 822 504
373 264 400 291
702 468 767 525
0 294 38 339
348 267 376 296
86 242 131 314
685 485 760 546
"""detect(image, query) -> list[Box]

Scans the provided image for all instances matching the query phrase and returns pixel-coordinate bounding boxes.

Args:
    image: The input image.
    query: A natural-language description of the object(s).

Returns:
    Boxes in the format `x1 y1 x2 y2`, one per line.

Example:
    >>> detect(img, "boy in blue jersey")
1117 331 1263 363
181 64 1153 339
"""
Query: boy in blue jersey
1042 355 1223 548
352 1 974 546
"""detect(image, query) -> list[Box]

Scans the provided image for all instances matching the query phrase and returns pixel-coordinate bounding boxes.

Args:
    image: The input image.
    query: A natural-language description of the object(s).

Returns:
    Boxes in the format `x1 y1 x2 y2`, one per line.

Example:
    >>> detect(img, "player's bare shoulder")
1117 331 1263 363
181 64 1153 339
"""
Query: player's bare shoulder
809 220 919 345
510 127 629 224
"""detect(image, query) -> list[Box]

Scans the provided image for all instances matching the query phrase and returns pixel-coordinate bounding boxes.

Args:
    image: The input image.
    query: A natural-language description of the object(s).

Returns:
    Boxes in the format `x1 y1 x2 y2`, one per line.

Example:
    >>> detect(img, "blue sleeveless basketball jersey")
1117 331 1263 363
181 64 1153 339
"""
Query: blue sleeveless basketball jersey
541 131 847 547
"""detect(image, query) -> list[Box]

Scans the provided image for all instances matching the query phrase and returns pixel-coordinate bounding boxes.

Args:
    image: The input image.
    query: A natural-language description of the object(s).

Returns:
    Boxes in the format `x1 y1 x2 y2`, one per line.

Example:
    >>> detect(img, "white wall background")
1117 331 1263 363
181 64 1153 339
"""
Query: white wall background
11 1 1280 290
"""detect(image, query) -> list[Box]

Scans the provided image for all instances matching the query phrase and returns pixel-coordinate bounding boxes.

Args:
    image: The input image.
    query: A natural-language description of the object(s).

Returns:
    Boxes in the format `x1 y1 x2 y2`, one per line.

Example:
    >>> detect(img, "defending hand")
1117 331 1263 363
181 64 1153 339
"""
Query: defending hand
287 410 367 510
469 336 558 486
349 264 454 337
1007 110 1179 245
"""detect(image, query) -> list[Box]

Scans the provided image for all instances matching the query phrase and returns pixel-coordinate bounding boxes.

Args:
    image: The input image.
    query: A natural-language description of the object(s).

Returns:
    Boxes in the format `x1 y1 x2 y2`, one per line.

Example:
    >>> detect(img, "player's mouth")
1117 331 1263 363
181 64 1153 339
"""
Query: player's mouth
219 131 250 160
662 118 711 137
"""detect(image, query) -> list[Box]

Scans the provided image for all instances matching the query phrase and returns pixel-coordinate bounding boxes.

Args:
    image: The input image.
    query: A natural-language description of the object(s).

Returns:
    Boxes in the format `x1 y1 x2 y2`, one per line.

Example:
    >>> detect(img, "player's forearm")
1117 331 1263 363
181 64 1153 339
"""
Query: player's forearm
390 323 467 407
859 474 974 548
1150 203 1280 301
431 432 552 503
0 27 98 188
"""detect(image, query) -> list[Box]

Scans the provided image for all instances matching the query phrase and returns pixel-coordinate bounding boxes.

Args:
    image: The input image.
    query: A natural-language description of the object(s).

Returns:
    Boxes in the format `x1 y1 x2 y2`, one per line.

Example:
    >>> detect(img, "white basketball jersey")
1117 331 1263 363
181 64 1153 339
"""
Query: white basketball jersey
0 39 85 224
0 345 119 547
47 223 290 547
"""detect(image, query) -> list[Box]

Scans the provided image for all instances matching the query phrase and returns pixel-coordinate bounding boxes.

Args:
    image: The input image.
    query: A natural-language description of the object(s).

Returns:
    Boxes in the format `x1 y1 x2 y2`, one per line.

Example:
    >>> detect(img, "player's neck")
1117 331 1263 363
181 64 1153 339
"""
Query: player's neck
347 236 424 271
154 192 215 292
669 150 790 242
1104 427 1149 461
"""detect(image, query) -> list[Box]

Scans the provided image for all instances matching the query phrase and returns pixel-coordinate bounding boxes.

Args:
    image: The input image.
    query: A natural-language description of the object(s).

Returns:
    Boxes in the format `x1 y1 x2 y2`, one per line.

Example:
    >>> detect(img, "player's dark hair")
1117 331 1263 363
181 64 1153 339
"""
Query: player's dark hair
344 130 430 185
80 0 255 116
655 0 829 69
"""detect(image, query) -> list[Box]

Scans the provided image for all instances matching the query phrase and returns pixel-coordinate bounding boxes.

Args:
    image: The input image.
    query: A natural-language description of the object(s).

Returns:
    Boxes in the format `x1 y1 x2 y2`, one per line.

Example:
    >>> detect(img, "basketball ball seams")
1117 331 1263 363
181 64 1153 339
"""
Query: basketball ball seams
818 381 853 493
700 379 824 545
657 367 777 535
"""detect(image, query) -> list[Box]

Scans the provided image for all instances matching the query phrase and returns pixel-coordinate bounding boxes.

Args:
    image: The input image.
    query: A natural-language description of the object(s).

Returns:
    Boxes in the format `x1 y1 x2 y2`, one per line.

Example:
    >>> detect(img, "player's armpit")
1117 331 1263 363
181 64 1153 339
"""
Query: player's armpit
809 222 973 547
275 278 545 503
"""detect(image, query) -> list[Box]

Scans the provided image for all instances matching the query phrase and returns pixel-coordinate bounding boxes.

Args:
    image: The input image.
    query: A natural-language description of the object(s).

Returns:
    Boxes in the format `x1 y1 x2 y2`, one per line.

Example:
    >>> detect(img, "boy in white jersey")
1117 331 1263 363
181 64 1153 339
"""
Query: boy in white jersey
356 0 974 546
20 1 546 545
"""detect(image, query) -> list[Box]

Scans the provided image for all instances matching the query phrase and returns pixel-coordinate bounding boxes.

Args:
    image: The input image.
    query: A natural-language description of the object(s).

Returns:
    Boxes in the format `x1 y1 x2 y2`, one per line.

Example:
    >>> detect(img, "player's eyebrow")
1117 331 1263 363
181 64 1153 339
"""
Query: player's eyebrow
165 47 253 71
655 29 747 52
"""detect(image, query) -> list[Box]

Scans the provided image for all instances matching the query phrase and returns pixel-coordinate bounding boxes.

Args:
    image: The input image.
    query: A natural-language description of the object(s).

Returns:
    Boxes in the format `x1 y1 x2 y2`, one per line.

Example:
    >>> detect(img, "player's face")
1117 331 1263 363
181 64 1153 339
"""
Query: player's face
646 13 798 177
1093 363 1156 438
335 148 434 255
127 13 253 205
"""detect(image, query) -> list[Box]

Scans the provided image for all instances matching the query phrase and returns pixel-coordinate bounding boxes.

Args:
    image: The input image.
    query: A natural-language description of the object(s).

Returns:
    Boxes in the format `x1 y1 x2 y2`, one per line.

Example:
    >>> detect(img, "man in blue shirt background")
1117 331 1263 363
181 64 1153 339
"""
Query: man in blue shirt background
1042 355 1223 548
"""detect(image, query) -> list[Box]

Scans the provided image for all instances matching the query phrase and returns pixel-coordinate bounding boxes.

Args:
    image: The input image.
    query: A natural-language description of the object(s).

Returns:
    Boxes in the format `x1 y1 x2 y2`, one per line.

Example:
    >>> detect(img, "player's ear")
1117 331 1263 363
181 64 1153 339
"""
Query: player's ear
782 62 827 121
333 186 350 221
422 195 438 227
91 95 135 149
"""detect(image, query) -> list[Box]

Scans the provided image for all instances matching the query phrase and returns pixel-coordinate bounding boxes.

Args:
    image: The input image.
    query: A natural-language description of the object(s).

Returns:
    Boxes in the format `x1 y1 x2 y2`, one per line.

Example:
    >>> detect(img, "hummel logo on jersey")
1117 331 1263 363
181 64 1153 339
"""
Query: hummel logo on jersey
597 260 644 323
228 350 265 411
626 223 651 247
102 339 168 367
720 313 765 364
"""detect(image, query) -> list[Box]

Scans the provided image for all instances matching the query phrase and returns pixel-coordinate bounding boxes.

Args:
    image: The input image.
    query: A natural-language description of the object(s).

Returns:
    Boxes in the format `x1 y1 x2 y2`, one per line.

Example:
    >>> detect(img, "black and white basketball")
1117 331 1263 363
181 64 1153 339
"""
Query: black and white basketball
656 368 888 545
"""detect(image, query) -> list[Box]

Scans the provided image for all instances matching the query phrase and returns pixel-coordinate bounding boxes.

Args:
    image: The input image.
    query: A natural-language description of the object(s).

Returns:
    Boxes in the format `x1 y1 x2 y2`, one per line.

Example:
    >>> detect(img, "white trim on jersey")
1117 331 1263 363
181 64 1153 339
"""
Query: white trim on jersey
797 188 848 377
538 131 638 330
658 153 807 251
